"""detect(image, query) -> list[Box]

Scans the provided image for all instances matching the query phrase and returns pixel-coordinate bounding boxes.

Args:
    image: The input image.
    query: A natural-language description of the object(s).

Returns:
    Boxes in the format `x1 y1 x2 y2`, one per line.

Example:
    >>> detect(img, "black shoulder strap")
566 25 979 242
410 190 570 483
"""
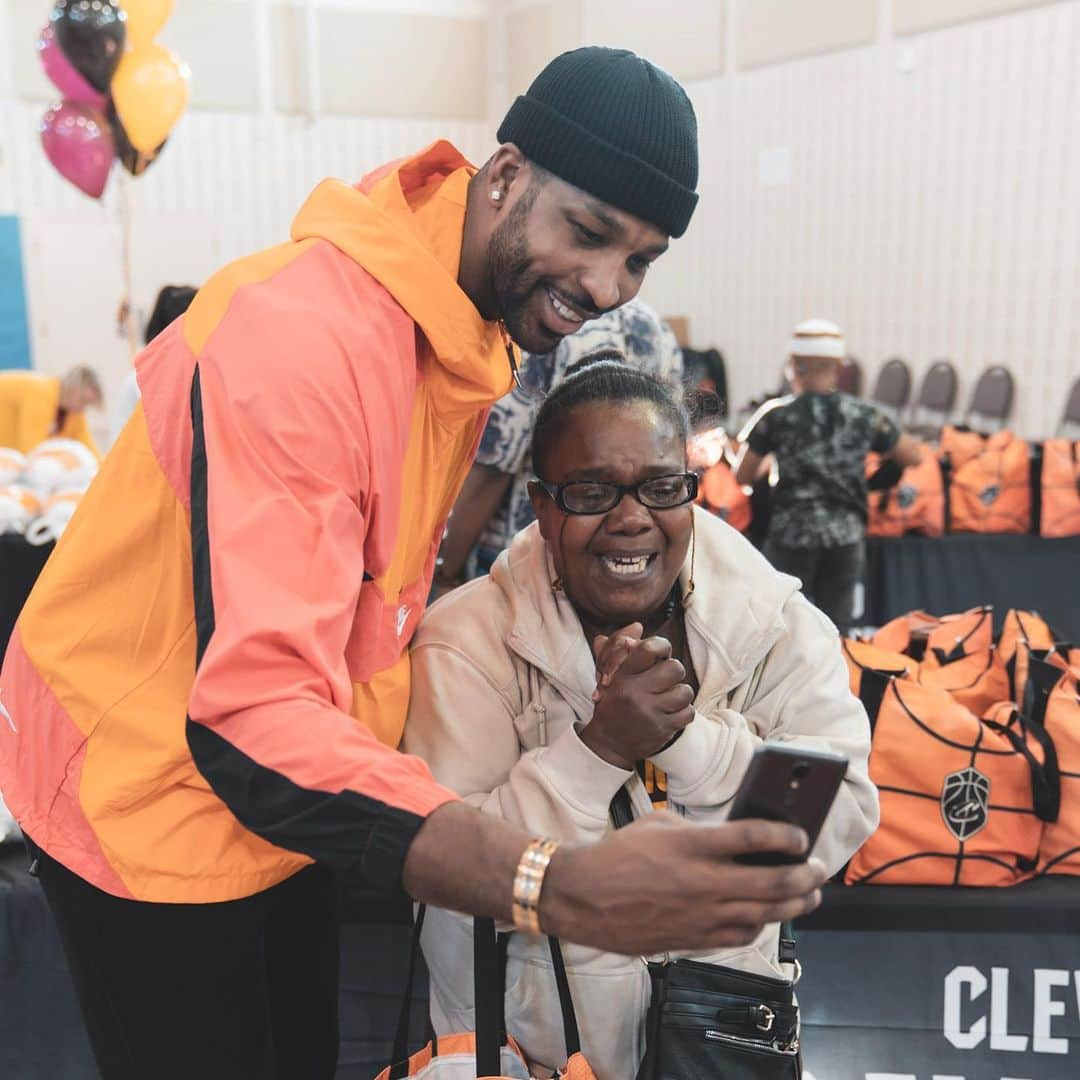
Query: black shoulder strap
548 938 583 1058
778 922 797 966
474 917 502 1076
610 783 636 830
388 904 427 1078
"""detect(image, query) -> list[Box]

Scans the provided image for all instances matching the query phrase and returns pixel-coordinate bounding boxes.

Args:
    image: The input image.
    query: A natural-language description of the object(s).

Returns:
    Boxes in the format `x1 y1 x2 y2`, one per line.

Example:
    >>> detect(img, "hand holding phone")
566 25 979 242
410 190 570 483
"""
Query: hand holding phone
728 745 849 866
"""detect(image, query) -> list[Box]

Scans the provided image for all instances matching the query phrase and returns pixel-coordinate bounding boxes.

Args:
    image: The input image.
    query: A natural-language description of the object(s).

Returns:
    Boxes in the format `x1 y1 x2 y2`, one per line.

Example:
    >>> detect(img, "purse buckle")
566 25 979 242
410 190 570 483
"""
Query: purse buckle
753 1004 775 1033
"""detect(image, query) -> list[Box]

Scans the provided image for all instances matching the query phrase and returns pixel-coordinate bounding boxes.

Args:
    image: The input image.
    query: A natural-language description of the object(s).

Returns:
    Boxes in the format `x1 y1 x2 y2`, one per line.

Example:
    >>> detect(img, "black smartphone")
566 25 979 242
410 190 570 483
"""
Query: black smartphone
728 745 849 866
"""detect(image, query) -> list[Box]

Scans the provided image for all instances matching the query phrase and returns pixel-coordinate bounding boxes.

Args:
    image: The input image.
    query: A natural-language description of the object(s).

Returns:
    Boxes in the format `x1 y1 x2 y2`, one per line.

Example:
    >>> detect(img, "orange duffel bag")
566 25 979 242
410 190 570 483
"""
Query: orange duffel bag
845 674 1056 886
1040 438 1080 538
689 427 752 534
939 425 987 470
696 461 751 533
919 647 1011 717
842 639 916 720
997 609 1057 705
873 606 994 661
948 429 1031 534
1021 659 1080 876
865 447 945 538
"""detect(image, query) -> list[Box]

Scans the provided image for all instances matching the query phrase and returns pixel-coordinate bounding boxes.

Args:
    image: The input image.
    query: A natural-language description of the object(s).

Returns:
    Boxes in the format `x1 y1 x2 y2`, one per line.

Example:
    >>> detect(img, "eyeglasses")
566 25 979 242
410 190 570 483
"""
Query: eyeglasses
535 472 698 515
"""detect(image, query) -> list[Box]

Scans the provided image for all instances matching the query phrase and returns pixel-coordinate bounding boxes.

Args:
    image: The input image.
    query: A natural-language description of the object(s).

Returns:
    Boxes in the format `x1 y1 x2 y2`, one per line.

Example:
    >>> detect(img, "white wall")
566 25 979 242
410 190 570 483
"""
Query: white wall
505 0 1080 439
2 0 1078 445
0 0 493 447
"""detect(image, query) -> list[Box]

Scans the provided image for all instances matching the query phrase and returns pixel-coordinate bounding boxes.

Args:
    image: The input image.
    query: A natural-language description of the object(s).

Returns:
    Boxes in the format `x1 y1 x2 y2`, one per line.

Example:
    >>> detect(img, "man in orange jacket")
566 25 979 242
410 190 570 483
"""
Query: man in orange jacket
0 47 826 1079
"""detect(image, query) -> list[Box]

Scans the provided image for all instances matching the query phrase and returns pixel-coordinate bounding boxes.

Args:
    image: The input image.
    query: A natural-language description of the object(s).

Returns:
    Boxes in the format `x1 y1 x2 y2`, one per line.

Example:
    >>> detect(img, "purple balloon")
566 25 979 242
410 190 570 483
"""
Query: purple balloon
40 102 115 200
37 24 105 107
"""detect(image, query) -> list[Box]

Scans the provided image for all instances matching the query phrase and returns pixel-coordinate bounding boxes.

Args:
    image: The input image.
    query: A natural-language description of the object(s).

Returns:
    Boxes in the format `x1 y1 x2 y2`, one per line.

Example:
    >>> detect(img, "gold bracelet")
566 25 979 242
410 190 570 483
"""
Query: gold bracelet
512 837 559 934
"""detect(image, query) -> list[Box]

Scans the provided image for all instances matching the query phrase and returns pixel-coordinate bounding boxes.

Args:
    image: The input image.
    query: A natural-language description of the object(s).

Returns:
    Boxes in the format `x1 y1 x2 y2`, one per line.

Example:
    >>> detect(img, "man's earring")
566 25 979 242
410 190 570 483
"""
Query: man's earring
491 190 502 202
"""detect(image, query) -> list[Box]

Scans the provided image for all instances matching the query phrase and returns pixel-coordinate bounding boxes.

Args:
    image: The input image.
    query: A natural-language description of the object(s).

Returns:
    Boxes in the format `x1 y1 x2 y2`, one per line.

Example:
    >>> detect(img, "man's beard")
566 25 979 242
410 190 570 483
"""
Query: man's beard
486 186 551 353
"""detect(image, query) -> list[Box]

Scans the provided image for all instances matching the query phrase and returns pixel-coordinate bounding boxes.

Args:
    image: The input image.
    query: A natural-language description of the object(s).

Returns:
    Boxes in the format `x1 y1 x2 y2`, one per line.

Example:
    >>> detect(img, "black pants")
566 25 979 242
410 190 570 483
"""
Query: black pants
31 842 340 1080
764 539 865 634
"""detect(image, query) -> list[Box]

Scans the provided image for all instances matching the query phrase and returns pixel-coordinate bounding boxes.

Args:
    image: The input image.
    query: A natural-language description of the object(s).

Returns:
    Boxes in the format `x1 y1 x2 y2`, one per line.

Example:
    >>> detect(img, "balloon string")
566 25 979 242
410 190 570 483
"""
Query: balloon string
118 168 138 362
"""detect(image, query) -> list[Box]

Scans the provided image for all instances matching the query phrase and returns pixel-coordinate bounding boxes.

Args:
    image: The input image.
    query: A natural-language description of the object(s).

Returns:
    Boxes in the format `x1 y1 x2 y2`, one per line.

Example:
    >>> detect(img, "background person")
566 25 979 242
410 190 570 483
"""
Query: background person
434 297 683 592
110 285 198 444
736 318 921 632
0 365 103 455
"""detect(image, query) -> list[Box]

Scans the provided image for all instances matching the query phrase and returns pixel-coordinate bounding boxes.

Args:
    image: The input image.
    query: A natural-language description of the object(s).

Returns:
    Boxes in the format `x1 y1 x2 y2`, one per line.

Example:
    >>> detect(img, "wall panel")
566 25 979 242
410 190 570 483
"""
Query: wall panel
736 0 878 70
642 0 1080 438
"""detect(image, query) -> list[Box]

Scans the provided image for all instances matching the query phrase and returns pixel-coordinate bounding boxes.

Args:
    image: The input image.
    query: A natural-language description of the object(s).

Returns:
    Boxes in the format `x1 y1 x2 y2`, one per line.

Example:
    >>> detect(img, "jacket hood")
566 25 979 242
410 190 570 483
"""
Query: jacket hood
489 507 802 701
290 140 513 409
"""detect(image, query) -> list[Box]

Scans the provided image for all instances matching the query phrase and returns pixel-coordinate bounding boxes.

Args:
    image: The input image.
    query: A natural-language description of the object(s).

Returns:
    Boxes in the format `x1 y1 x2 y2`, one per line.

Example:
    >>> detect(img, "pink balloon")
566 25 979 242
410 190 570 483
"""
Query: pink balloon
37 24 106 108
40 102 115 200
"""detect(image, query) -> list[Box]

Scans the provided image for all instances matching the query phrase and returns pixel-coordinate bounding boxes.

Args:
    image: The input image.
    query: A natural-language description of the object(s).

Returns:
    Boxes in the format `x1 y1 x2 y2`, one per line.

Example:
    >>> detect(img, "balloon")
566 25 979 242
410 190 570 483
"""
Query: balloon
118 0 174 48
40 102 115 199
111 44 189 155
106 100 166 176
37 23 106 106
50 0 127 94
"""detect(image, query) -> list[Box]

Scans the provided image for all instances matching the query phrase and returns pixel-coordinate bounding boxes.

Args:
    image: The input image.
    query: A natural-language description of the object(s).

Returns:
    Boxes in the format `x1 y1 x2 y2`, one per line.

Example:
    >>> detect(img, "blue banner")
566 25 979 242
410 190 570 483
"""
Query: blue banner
0 216 32 370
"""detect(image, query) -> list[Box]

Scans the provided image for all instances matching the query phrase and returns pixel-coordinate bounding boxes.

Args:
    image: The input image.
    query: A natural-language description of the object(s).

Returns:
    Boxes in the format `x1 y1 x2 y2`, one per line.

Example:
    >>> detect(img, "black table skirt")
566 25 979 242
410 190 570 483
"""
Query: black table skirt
865 533 1080 641
0 533 53 661
797 876 1080 934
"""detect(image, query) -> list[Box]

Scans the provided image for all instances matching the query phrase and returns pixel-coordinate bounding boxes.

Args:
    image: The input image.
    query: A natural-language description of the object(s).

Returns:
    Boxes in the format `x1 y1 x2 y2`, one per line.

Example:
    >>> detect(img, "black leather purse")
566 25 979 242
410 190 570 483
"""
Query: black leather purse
634 935 801 1079
611 786 802 1079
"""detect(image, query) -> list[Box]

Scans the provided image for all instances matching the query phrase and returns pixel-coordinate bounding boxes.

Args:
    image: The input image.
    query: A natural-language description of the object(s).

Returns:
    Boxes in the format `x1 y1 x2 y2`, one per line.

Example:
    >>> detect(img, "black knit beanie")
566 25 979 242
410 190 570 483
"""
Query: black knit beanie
497 47 699 238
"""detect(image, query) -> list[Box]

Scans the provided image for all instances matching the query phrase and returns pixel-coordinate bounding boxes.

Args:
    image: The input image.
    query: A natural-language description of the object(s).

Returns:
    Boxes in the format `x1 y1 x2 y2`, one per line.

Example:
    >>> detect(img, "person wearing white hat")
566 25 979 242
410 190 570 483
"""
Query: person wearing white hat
735 319 920 631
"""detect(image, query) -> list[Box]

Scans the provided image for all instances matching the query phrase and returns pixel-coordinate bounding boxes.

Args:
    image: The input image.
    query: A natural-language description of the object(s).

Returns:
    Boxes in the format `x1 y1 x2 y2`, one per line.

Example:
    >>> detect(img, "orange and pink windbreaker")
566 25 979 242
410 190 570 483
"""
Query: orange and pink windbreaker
0 141 514 902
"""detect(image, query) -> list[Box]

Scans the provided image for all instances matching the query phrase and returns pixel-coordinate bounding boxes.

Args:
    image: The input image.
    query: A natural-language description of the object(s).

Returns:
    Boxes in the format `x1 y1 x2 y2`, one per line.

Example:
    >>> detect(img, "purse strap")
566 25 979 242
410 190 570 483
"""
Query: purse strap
391 904 585 1075
547 937 583 1057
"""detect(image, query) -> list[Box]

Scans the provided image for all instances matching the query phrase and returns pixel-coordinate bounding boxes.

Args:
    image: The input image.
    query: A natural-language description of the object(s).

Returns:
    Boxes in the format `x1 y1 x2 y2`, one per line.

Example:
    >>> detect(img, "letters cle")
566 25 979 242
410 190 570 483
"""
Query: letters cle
944 965 1077 1055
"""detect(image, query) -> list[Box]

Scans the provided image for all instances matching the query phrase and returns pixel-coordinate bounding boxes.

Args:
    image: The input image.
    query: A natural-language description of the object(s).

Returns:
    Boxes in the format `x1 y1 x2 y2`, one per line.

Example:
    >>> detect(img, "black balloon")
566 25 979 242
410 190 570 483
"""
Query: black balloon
106 101 166 177
51 1 127 94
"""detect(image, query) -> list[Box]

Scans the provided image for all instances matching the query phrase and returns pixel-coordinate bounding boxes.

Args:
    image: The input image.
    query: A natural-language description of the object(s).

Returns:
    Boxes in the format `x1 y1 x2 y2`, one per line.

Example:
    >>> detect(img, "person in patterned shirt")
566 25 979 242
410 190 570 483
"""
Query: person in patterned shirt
433 298 683 592
736 319 920 632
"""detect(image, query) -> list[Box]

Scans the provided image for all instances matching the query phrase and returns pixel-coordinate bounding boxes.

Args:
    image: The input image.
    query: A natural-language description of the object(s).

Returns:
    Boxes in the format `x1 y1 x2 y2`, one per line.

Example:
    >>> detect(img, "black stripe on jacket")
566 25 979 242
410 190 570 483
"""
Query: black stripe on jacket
184 364 425 894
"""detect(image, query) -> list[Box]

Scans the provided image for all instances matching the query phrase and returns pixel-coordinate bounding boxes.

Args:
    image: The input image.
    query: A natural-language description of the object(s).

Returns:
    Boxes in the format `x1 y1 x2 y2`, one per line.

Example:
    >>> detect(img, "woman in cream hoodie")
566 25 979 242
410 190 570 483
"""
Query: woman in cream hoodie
404 363 878 1079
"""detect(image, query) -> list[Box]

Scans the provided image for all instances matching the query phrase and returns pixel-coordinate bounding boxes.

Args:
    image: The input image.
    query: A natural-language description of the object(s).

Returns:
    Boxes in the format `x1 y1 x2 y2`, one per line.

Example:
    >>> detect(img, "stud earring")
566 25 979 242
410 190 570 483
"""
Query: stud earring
491 190 502 202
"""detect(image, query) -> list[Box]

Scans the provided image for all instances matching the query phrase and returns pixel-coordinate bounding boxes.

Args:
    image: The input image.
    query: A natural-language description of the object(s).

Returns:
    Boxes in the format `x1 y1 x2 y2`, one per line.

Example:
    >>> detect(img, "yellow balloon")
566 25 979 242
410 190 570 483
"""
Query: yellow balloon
119 0 175 48
111 44 190 155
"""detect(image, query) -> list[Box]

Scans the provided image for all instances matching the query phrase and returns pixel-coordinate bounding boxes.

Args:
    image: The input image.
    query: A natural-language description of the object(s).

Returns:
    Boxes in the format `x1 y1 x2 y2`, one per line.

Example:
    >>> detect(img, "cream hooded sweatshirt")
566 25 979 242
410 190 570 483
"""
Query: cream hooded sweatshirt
404 507 878 1079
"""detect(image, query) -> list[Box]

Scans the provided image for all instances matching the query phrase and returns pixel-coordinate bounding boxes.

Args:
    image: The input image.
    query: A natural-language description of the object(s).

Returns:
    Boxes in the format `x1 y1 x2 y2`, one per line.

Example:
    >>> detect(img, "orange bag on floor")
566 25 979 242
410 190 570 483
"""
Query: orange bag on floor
845 676 1052 886
1040 439 1080 538
948 430 1031 534
865 447 945 538
873 606 994 661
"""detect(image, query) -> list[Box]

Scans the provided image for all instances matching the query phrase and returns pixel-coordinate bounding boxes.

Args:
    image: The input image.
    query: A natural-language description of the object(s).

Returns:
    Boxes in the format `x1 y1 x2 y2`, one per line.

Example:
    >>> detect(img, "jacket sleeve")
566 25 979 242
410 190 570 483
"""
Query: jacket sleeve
652 594 879 876
404 639 633 846
184 302 457 894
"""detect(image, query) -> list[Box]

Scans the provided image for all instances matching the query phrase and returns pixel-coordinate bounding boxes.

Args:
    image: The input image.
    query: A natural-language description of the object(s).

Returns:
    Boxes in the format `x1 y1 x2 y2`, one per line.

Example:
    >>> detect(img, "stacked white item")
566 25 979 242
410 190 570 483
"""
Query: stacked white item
0 438 98 544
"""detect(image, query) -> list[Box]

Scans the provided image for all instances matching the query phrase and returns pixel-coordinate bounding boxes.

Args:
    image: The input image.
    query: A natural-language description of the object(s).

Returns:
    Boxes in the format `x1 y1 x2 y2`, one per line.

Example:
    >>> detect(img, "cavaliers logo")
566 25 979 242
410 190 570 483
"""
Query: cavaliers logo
897 484 918 509
979 484 1001 506
941 767 991 840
